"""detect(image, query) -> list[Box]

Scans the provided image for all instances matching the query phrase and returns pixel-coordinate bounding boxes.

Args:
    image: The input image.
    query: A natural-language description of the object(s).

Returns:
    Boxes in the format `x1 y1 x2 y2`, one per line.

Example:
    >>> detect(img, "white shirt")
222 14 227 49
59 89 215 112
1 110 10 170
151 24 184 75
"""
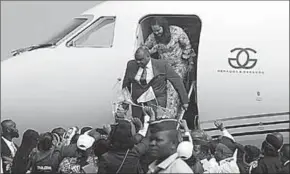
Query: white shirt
201 157 219 173
138 115 150 137
214 156 240 173
206 129 239 173
205 152 239 173
135 59 154 84
0 157 3 174
1 137 17 158
222 129 235 142
148 153 193 173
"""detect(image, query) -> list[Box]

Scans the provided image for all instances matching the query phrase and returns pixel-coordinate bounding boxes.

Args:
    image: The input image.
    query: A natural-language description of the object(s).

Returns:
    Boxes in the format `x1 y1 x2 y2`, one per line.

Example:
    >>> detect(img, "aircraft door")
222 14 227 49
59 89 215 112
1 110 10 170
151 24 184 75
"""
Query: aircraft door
135 24 144 49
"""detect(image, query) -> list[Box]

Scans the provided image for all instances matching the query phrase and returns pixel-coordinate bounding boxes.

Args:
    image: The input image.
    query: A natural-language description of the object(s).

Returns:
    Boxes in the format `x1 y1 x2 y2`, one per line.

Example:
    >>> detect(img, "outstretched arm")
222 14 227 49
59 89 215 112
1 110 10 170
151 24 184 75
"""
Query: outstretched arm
214 120 235 142
214 120 238 161
133 106 155 157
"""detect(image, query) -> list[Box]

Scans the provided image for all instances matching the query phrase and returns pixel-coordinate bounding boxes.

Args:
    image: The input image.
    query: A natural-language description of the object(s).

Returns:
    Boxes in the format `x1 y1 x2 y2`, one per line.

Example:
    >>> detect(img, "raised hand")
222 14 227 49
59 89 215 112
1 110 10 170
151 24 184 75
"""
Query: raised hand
103 124 112 135
143 106 155 121
179 119 190 132
214 120 224 131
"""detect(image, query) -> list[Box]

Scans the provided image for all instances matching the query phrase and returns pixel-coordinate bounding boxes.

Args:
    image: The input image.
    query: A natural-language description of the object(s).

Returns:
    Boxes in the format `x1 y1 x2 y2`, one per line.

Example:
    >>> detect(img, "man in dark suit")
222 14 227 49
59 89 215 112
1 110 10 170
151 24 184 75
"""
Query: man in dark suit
1 120 19 174
278 144 289 174
122 46 188 120
251 132 283 174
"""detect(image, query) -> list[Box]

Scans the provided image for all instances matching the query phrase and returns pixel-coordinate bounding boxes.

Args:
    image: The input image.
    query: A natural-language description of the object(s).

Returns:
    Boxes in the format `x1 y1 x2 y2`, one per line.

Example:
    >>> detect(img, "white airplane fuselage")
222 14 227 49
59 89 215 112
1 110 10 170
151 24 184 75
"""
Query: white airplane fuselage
1 1 289 146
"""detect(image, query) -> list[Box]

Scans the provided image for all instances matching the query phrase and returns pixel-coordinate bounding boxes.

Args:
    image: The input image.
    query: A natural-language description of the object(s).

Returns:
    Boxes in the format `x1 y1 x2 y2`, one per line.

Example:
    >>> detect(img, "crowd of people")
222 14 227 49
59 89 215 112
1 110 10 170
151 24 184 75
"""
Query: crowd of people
1 104 289 174
1 16 289 174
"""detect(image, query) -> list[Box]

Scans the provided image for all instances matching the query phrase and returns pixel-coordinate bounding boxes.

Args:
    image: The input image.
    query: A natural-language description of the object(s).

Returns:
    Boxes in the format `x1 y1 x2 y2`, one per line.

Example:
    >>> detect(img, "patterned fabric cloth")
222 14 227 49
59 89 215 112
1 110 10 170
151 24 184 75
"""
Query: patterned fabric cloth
58 156 97 174
145 25 196 118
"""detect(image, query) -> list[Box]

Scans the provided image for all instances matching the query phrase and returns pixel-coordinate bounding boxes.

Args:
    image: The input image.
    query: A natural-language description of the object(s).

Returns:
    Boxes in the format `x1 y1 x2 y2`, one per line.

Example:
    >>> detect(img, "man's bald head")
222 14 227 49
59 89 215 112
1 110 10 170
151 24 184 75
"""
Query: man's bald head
1 119 19 139
135 46 150 57
1 120 14 130
134 46 151 68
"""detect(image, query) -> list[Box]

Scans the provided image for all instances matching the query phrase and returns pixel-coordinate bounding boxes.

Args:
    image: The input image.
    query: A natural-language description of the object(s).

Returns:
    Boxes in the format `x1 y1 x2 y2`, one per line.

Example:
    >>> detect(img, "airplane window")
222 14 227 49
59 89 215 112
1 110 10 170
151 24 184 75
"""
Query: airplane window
42 18 88 45
73 17 116 48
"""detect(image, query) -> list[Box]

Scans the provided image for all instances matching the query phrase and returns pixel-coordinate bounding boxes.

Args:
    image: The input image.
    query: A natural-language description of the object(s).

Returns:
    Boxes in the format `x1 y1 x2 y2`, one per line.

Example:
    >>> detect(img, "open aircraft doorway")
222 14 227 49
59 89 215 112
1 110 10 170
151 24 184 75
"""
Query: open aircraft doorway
136 14 202 129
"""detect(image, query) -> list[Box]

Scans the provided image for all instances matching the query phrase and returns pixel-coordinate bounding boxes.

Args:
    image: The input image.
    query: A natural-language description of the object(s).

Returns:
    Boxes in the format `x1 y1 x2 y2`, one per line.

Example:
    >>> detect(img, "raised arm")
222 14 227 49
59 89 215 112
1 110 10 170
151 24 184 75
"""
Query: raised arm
214 120 235 142
133 106 155 154
214 120 238 161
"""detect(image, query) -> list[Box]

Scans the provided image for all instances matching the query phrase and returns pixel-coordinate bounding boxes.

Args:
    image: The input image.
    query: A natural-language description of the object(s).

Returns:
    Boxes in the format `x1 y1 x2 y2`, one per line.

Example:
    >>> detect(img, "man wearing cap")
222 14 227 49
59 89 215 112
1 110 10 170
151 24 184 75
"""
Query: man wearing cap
58 133 97 173
147 119 193 173
58 129 101 167
122 46 189 120
186 128 217 174
251 132 283 174
278 143 289 174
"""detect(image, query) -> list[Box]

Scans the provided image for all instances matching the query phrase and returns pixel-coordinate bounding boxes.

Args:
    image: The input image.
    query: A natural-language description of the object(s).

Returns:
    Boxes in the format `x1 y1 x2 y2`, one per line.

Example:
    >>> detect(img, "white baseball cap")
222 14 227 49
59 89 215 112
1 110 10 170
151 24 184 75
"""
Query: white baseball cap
77 134 95 151
177 141 193 160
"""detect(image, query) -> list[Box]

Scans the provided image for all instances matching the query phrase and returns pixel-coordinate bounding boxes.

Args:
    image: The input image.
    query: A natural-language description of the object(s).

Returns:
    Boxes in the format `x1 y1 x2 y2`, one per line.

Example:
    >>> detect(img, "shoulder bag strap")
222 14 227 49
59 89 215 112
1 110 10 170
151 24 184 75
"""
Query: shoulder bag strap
116 149 130 174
